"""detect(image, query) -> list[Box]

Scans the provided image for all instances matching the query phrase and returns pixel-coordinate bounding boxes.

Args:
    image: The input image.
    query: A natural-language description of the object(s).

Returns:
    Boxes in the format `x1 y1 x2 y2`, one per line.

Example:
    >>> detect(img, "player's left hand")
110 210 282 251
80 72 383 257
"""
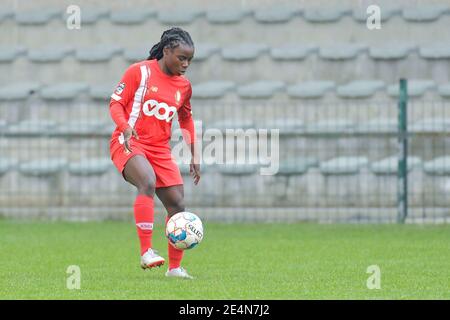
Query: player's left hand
190 158 200 185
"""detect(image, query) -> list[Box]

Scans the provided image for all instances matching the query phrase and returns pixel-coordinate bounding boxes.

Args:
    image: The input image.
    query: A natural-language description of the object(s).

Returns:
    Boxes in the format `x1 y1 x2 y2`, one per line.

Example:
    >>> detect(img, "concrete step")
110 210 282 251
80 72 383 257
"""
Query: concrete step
2 44 450 84
2 5 450 48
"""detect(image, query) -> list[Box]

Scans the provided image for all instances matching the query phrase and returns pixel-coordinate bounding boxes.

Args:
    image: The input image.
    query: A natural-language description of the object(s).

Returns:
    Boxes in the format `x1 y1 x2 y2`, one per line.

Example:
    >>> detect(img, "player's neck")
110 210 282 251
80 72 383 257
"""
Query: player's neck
157 58 175 77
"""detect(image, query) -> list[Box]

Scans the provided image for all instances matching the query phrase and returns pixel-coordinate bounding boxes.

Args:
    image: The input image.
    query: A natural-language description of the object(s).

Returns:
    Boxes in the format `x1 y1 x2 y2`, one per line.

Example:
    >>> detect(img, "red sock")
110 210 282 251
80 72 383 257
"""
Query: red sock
166 216 184 269
134 195 154 255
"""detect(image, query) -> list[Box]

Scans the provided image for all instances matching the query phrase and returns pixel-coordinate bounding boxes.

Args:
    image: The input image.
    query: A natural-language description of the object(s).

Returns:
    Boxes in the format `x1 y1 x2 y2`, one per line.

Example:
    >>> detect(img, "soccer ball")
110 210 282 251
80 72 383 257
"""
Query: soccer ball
165 212 203 250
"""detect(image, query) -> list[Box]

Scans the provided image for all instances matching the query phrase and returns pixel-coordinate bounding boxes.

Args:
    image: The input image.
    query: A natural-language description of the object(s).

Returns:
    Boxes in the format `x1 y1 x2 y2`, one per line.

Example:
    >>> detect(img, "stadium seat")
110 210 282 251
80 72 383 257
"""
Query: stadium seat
370 156 422 174
305 119 355 134
387 80 436 97
70 8 109 25
90 84 115 101
277 157 318 175
193 43 221 62
68 158 113 176
369 44 416 60
336 80 385 98
422 156 450 207
410 118 450 133
237 80 285 98
0 158 17 175
221 43 269 61
254 6 301 23
270 44 318 60
256 118 304 136
40 83 89 100
214 164 261 207
0 10 14 22
64 168 124 207
424 156 450 175
402 5 449 22
438 84 450 98
6 120 57 137
19 158 67 176
320 156 369 175
287 81 335 99
356 119 398 134
352 7 400 22
15 8 60 25
0 119 6 134
76 45 123 63
110 9 156 24
158 9 204 25
218 164 258 175
28 46 74 63
191 81 236 99
0 82 41 101
209 119 254 130
319 44 367 60
303 7 351 23
206 8 252 24
123 47 148 62
0 46 27 62
99 122 116 136
51 121 105 136
419 44 450 59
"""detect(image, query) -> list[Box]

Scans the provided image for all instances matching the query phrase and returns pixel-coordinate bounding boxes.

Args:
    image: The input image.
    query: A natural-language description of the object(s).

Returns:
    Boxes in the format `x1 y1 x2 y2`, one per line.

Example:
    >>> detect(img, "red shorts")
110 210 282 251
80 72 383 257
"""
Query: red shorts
110 137 183 188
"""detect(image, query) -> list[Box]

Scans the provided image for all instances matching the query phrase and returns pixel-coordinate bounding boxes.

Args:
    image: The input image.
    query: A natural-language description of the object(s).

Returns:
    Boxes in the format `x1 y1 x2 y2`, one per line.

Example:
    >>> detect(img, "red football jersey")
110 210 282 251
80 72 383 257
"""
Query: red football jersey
109 59 193 147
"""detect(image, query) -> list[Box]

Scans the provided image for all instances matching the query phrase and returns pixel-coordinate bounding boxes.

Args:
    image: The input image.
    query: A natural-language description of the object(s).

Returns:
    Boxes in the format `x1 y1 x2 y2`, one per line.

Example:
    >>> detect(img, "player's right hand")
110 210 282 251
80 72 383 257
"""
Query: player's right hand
123 127 139 153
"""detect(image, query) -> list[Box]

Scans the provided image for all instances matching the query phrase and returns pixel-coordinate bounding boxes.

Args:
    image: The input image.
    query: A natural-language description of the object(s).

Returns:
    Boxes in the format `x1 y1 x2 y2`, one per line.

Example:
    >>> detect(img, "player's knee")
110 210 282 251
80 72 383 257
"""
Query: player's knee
137 180 156 197
169 200 185 216
175 203 185 213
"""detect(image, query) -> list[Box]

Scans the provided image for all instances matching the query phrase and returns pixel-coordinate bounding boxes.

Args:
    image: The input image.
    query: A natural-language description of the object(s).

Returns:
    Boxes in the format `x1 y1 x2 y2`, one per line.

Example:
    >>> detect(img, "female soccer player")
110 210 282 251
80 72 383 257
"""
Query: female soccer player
109 27 199 279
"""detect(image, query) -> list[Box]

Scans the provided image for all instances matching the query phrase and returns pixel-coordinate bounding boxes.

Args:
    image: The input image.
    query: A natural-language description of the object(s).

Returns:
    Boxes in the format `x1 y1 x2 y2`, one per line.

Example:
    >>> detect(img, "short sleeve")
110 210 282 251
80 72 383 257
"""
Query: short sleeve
110 63 141 108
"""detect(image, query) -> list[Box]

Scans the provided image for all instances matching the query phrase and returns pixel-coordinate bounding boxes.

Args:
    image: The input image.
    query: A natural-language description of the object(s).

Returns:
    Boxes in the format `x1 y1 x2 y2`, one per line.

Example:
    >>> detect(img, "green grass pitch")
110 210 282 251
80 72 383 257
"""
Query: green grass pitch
0 219 449 299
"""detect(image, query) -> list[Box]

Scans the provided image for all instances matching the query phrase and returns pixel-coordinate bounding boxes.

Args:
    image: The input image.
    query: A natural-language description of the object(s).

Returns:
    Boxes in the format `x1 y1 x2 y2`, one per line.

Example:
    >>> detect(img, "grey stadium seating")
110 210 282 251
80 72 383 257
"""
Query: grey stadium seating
2 1 450 220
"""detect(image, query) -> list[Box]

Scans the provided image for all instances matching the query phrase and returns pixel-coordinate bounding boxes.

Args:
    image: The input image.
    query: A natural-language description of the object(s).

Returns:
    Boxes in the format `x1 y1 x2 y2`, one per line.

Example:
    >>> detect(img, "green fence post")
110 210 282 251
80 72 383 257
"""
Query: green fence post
397 79 408 223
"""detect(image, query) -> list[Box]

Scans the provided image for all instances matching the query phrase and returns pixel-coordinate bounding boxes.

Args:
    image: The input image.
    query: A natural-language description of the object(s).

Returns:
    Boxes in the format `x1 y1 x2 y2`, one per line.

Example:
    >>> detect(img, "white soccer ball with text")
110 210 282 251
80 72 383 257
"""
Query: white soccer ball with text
165 212 204 250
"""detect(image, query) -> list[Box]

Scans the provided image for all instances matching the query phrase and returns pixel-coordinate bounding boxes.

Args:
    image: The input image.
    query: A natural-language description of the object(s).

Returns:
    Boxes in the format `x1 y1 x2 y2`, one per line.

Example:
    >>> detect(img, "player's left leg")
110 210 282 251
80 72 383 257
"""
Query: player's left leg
156 185 193 279
156 184 185 218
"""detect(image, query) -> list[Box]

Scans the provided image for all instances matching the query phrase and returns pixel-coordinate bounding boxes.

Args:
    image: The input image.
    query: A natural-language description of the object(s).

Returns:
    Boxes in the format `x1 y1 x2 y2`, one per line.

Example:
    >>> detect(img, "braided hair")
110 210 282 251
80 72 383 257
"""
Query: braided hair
147 27 194 60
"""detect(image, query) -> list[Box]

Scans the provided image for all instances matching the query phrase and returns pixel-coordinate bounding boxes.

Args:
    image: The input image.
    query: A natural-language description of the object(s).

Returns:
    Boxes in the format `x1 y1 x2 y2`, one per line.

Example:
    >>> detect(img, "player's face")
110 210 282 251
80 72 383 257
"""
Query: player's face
164 44 194 76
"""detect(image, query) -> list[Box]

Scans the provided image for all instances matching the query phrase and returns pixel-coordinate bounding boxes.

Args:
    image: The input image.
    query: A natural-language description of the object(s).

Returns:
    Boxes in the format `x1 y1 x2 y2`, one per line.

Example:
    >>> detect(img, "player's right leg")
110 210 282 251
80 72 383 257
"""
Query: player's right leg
122 155 165 269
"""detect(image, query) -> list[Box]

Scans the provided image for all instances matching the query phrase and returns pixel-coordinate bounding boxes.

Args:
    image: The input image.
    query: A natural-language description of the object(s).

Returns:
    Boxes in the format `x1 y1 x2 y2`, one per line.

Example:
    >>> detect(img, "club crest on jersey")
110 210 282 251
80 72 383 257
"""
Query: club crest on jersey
175 90 181 105
115 82 125 95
